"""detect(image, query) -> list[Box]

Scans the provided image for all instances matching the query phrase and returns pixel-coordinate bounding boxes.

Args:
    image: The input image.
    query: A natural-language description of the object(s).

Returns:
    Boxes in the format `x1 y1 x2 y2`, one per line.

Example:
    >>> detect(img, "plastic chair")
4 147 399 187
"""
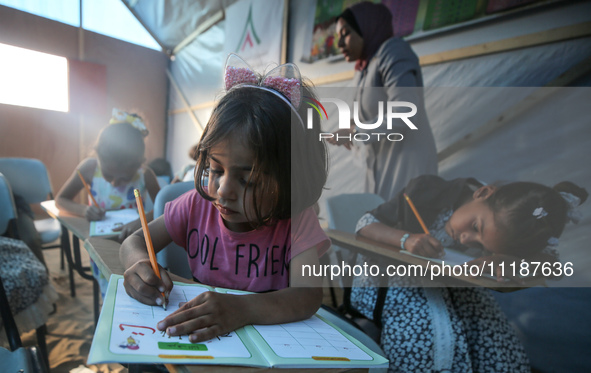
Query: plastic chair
0 174 50 371
325 193 385 341
0 158 62 251
154 181 195 279
0 173 17 237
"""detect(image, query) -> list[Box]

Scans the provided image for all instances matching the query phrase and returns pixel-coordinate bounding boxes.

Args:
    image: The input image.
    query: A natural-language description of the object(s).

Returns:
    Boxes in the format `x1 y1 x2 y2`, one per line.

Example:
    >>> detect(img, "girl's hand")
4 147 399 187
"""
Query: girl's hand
113 220 141 243
123 258 173 307
85 205 106 221
468 254 523 283
404 233 444 258
157 292 247 343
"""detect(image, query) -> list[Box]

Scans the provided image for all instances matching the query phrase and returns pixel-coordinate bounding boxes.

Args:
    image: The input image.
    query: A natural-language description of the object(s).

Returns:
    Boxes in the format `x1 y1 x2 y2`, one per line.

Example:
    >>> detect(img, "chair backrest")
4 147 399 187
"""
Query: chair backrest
154 181 195 278
0 158 53 204
0 173 18 236
325 193 386 233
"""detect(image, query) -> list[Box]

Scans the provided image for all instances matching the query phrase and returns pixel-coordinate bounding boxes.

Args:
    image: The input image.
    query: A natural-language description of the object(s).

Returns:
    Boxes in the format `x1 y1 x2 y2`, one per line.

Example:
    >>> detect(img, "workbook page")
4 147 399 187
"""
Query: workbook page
108 278 250 358
88 276 268 366
252 316 372 360
90 209 139 236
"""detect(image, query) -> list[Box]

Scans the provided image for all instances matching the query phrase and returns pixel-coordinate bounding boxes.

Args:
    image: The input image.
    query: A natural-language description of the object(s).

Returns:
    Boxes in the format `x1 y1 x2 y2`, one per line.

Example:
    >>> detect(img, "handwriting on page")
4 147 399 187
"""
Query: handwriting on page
109 279 251 358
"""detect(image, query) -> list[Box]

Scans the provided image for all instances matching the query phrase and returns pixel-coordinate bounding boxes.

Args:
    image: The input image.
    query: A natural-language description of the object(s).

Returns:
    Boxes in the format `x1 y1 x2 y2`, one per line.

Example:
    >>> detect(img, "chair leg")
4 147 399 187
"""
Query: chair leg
93 279 100 328
60 245 65 270
36 324 49 369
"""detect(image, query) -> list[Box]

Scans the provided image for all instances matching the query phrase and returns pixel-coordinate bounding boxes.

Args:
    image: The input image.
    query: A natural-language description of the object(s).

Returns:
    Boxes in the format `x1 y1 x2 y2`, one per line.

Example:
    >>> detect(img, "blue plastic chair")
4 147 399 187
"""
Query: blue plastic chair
0 173 17 236
0 158 61 249
154 181 195 279
0 173 50 371
325 193 386 234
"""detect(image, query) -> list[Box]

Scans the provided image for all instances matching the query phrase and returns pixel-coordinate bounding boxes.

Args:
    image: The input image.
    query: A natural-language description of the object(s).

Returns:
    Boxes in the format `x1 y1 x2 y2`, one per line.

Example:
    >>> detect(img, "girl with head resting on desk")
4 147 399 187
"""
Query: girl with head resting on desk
55 110 161 243
120 54 330 343
350 174 587 373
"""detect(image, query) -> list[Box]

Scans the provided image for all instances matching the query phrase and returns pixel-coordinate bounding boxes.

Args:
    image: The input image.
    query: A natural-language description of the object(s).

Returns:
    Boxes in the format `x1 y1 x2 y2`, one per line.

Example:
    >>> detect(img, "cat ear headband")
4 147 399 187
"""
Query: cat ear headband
110 108 149 136
223 53 304 128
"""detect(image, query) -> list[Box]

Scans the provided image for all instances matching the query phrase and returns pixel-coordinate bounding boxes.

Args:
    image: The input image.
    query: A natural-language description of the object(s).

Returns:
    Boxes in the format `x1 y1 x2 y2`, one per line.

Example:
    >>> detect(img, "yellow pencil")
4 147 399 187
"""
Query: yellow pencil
77 169 99 208
403 193 430 235
134 189 167 310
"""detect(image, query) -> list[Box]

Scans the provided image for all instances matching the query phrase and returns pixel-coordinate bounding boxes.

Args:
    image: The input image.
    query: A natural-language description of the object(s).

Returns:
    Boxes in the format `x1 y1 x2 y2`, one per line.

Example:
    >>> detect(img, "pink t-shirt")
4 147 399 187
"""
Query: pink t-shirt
164 190 330 292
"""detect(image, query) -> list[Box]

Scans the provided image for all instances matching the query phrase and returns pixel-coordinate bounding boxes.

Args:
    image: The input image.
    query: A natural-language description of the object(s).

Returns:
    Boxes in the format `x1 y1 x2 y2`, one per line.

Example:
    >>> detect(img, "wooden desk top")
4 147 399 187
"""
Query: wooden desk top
84 237 125 277
83 237 191 283
41 200 91 240
326 229 543 292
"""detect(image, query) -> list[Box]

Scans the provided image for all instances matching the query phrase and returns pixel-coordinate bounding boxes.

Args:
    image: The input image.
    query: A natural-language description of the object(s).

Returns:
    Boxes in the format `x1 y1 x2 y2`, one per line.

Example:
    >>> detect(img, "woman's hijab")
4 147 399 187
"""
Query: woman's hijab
347 1 394 71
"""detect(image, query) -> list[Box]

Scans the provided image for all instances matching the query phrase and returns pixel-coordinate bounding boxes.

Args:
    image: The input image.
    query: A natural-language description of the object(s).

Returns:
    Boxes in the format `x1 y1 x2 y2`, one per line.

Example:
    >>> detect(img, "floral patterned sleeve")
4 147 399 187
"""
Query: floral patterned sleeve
355 212 381 234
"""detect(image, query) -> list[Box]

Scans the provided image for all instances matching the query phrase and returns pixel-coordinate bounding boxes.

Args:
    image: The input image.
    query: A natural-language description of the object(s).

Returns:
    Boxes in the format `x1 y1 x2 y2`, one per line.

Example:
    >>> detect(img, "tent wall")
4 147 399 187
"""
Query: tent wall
0 5 169 196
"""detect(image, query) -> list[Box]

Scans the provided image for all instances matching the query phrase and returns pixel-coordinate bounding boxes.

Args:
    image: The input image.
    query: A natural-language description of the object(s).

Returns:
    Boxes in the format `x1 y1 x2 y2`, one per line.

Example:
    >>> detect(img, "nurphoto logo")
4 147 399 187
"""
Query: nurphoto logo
305 97 418 142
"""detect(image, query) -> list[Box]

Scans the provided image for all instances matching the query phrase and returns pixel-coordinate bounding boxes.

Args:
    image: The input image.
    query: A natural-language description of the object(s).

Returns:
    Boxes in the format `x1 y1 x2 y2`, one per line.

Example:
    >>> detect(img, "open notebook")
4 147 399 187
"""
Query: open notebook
89 210 139 237
88 275 389 368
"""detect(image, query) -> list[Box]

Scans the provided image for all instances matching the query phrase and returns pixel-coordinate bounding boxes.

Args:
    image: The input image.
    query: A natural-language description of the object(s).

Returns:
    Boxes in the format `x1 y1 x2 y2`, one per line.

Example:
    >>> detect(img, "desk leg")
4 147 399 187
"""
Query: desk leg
60 225 76 297
72 238 93 280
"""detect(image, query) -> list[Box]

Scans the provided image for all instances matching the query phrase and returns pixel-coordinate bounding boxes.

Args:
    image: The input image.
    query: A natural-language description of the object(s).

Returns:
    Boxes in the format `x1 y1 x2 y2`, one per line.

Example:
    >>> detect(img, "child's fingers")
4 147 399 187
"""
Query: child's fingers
123 269 165 306
160 268 174 293
408 235 442 258
162 313 214 338
157 299 210 332
426 236 444 256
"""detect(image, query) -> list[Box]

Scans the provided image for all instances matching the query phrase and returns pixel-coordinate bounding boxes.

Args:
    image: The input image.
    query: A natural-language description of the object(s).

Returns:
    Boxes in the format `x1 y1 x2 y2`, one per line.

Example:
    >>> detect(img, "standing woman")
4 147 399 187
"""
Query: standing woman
327 1 438 201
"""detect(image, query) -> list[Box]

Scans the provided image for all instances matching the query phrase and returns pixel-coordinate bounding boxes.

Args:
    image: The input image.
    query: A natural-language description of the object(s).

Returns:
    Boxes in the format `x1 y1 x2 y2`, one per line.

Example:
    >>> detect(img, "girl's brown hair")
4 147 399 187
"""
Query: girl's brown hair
194 83 327 229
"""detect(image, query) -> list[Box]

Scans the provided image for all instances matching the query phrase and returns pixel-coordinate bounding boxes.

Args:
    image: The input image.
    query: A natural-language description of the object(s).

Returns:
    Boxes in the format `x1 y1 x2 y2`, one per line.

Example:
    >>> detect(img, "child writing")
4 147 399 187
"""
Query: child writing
351 174 587 372
120 54 330 343
55 109 161 243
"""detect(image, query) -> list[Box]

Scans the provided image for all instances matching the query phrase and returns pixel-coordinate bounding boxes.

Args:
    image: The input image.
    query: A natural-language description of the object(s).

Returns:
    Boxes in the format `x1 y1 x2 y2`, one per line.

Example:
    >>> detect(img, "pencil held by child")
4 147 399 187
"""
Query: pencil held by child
134 188 167 310
77 169 100 208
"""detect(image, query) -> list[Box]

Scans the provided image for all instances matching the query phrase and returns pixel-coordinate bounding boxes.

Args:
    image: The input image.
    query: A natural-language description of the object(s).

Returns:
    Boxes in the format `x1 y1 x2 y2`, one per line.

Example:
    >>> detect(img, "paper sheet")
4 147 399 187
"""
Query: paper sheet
107 278 251 359
90 209 139 236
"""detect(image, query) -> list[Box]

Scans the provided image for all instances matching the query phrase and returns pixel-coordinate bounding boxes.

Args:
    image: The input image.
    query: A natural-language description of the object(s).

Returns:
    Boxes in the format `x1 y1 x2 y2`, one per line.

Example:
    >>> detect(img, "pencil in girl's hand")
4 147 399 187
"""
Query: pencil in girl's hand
134 188 167 310
403 193 430 235
77 169 100 208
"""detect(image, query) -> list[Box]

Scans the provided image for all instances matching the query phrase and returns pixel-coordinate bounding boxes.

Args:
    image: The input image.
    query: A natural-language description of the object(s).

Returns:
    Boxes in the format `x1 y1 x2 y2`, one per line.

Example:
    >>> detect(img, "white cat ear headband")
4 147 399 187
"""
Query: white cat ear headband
223 53 304 128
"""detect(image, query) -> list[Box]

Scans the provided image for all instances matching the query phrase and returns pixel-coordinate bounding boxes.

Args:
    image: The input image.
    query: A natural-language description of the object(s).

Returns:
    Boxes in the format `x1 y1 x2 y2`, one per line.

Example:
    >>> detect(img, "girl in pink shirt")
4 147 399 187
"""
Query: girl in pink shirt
120 54 330 343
